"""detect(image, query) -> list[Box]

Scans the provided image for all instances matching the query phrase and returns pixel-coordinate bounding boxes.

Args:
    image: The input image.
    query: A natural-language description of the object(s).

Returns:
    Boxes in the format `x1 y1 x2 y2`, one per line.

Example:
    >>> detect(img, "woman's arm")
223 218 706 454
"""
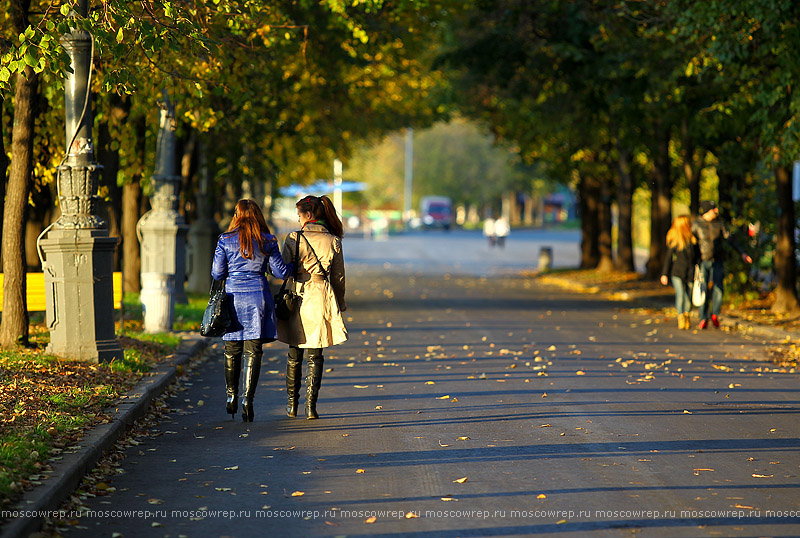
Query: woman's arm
211 236 228 281
330 237 346 311
267 238 293 278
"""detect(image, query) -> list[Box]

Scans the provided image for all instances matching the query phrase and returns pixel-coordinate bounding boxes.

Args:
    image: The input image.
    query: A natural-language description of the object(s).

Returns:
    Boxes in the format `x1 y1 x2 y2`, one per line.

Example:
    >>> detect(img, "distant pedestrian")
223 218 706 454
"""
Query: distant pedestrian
494 216 510 248
660 215 698 330
279 195 348 419
691 200 753 329
212 199 293 422
483 217 496 247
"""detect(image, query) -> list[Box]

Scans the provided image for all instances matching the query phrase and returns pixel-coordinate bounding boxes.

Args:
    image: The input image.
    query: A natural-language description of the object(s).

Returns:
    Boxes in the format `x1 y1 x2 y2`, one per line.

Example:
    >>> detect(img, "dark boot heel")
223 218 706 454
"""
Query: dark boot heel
241 399 254 422
305 353 324 420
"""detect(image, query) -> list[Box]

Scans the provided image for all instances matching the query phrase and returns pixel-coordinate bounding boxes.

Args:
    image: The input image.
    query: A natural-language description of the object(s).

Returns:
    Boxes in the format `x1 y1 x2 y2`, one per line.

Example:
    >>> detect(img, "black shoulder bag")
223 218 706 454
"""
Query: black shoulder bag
200 278 231 337
274 232 301 321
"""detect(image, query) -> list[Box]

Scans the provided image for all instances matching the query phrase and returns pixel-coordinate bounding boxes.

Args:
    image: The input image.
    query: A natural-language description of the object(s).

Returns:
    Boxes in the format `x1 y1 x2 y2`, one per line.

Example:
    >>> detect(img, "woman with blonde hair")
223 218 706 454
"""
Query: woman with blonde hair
660 215 698 330
279 195 347 419
212 199 293 421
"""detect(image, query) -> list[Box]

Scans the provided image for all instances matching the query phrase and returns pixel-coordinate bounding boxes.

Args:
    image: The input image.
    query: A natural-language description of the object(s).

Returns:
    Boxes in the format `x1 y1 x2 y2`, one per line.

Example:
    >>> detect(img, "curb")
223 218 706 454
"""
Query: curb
536 273 800 343
1 333 215 538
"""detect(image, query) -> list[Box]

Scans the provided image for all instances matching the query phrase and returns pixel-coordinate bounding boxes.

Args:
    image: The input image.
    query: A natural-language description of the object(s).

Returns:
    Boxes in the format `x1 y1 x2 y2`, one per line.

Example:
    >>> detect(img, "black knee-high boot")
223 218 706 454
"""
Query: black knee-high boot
286 347 303 417
224 342 243 418
240 340 263 422
305 352 324 420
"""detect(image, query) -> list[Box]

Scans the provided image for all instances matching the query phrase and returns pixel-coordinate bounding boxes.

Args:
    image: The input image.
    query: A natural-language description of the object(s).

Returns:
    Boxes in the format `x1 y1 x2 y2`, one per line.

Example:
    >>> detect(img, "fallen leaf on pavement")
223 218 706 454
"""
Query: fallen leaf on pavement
436 395 450 399
752 474 774 478
537 494 546 499
453 477 468 483
291 491 305 496
365 516 377 524
356 469 365 474
405 512 419 519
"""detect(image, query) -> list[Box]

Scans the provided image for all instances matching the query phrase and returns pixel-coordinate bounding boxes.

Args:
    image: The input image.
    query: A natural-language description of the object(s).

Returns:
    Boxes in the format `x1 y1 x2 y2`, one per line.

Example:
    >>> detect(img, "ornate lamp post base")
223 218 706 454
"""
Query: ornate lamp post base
39 228 122 363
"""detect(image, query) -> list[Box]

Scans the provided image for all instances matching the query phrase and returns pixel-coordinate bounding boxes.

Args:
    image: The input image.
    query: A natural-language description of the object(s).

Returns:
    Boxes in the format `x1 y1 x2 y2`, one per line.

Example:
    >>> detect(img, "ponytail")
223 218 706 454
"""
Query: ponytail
318 195 344 238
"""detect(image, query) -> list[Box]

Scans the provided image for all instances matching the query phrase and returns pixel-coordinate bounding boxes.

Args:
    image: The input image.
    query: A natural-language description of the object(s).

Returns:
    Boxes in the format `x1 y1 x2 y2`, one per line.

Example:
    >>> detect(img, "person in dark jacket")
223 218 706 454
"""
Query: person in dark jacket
661 215 698 330
212 199 293 421
690 200 752 329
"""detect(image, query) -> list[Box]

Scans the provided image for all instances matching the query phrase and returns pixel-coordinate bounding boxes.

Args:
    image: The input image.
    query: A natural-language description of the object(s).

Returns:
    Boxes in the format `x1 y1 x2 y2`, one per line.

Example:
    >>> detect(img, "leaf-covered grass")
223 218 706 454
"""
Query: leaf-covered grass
0 291 205 510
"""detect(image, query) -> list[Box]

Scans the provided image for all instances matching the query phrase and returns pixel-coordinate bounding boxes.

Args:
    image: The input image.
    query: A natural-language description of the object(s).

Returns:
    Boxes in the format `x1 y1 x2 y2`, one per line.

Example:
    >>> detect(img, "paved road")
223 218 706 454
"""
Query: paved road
56 232 800 537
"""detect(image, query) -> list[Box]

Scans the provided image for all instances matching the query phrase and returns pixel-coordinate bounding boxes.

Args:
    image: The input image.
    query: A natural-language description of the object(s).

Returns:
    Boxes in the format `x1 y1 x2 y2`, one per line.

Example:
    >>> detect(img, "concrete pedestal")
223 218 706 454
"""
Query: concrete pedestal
140 272 175 333
39 229 123 363
138 210 189 303
186 216 218 294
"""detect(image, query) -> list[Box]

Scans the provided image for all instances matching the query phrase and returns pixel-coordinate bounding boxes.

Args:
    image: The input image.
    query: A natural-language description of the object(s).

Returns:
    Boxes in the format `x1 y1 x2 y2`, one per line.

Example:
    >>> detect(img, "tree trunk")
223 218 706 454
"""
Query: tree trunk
681 119 704 216
121 180 142 293
615 147 635 272
0 65 37 347
771 165 799 313
97 94 127 270
645 129 672 279
597 174 614 272
578 173 600 269
0 94 8 268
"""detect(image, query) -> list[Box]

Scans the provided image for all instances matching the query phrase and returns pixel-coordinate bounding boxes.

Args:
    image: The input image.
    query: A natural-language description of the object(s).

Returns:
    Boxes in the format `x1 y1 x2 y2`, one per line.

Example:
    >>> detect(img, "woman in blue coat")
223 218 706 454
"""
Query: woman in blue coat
212 199 292 421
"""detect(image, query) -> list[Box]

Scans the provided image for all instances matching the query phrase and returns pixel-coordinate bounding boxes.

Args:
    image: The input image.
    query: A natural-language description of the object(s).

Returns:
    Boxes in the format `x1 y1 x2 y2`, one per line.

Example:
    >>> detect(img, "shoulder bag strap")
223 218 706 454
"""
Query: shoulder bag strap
299 231 329 280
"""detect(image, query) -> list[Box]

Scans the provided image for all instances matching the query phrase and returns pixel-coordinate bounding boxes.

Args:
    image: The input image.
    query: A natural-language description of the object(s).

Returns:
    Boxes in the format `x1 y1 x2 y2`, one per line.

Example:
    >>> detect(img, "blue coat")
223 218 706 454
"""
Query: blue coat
211 231 292 341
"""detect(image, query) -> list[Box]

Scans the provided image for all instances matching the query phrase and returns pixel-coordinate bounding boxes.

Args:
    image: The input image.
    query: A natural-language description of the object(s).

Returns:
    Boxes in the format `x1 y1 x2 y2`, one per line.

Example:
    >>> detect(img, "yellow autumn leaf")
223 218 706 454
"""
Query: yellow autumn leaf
576 370 585 376
425 381 435 385
354 385 368 388
451 397 458 402
405 512 419 519
453 477 468 483
436 395 450 399
457 436 470 441
291 491 304 497
147 498 164 505
356 469 365 474
365 516 377 524
537 494 546 499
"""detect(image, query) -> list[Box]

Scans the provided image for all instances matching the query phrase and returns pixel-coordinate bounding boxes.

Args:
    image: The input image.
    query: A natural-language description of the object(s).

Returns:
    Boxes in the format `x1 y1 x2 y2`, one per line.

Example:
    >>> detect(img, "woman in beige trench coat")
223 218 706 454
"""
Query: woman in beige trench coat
278 195 347 419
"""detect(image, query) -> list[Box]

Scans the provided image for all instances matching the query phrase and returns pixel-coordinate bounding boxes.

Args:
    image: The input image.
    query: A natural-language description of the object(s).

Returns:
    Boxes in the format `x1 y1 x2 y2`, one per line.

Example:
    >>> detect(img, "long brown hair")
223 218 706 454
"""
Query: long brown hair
666 215 696 251
296 195 344 238
226 199 272 259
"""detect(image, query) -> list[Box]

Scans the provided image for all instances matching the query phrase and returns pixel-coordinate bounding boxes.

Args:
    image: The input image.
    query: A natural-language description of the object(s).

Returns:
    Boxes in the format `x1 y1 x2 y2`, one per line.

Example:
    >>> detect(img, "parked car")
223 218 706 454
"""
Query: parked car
420 196 453 230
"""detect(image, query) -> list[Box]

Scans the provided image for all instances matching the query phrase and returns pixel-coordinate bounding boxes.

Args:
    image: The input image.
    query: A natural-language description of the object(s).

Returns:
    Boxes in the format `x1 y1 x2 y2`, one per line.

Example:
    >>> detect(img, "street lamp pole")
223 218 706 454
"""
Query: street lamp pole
37 0 122 362
403 127 413 227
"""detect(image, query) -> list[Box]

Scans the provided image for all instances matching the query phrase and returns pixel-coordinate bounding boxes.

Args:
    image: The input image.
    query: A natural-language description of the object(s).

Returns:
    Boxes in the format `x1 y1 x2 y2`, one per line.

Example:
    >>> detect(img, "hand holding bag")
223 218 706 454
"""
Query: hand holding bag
274 231 301 321
200 279 231 337
691 264 706 307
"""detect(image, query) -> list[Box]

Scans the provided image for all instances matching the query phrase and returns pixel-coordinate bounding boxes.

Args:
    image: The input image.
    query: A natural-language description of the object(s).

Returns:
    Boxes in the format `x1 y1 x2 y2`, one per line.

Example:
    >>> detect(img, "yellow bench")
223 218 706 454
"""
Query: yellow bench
0 272 123 312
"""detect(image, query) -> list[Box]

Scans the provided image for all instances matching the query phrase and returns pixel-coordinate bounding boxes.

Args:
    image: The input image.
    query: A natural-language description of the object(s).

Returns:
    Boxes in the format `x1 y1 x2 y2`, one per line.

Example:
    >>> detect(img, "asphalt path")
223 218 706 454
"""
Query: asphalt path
56 231 800 537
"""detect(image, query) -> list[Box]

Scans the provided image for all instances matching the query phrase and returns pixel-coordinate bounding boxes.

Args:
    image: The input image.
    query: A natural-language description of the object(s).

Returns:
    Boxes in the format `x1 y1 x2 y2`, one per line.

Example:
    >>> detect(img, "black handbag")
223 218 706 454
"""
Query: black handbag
274 232 301 321
200 279 231 337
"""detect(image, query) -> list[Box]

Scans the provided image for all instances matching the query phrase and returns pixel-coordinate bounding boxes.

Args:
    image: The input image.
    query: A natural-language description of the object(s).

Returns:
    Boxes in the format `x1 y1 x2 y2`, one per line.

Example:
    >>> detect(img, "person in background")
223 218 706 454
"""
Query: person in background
212 199 292 422
660 215 698 330
691 200 753 329
483 216 496 247
494 216 510 248
278 195 347 420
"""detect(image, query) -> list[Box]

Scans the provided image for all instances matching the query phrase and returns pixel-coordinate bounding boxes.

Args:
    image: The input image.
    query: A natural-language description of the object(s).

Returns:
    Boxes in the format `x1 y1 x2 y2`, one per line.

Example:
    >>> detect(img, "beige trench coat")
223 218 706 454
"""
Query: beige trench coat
277 223 347 348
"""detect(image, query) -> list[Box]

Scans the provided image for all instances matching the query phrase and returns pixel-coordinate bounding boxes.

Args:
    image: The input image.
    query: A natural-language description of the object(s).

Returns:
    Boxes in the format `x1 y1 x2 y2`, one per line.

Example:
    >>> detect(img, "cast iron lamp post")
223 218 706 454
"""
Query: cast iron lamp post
37 0 122 362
